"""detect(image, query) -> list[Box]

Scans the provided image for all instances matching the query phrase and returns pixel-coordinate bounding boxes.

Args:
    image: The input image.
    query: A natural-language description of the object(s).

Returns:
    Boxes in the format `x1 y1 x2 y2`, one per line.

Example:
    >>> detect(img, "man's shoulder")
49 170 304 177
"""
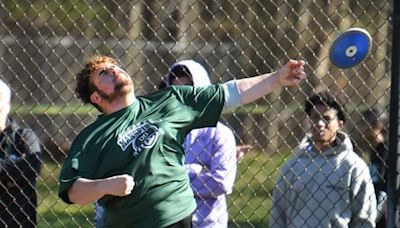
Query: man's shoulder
341 150 369 166
72 122 103 147
139 87 183 102
156 84 222 96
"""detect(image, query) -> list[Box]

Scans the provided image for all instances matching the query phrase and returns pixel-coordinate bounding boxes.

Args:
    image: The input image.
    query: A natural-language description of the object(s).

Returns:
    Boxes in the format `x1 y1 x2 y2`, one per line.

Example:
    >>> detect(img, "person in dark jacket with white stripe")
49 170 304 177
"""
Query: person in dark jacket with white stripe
0 79 42 228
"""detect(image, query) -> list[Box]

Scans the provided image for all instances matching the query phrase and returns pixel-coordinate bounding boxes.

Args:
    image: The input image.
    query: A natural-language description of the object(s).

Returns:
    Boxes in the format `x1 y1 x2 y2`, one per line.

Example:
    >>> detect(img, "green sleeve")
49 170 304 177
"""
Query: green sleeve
175 84 225 129
58 135 97 204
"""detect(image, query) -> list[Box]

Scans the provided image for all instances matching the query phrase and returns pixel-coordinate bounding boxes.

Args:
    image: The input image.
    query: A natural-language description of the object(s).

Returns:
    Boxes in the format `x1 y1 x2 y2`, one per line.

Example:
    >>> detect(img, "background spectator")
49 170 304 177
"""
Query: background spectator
270 91 376 228
360 108 389 227
0 79 42 227
166 60 238 227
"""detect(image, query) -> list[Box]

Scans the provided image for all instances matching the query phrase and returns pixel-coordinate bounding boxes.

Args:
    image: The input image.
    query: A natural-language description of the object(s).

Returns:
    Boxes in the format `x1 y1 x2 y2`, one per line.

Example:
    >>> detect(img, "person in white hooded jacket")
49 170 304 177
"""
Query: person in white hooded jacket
164 60 237 228
269 91 377 228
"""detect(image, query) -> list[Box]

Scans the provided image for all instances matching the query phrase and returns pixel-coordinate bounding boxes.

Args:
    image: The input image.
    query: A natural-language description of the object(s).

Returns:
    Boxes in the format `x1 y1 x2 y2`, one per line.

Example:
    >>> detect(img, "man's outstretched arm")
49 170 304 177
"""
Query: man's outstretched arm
223 60 306 108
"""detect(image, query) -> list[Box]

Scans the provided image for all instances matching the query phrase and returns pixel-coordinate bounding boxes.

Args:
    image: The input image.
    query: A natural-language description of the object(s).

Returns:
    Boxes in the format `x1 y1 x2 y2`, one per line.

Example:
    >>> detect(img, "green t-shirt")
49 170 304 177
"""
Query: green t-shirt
59 85 225 227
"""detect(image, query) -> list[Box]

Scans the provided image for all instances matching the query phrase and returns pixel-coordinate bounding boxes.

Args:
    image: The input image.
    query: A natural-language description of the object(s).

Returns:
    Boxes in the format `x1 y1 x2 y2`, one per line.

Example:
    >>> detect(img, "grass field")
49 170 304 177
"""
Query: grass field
36 150 290 228
37 162 94 228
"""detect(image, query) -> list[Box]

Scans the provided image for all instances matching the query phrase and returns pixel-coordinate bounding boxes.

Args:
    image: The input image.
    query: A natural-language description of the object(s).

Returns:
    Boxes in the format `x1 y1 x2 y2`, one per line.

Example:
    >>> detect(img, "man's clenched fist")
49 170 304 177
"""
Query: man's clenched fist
105 174 135 197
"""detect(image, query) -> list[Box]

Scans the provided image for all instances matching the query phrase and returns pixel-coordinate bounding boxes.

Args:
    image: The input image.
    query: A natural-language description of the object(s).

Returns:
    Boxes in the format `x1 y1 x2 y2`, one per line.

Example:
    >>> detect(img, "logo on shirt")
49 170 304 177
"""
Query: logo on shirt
117 120 163 157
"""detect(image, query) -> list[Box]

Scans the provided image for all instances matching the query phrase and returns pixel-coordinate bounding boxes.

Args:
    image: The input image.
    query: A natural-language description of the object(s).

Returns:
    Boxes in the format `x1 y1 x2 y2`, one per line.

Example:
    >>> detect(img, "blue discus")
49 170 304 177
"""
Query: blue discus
330 28 372 68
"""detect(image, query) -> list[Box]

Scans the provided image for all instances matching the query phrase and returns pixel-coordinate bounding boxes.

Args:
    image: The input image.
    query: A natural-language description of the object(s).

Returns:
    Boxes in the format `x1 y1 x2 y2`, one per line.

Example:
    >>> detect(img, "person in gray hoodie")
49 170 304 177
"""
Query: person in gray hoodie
269 91 377 228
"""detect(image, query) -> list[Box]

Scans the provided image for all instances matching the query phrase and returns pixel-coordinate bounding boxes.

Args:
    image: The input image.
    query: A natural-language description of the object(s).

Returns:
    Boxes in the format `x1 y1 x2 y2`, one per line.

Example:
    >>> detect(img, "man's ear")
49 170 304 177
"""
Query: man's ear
90 91 101 104
338 120 344 128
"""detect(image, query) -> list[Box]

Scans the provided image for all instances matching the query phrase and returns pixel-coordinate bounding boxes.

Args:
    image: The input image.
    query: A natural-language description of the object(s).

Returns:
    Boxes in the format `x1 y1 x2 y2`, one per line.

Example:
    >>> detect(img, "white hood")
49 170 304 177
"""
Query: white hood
166 60 211 87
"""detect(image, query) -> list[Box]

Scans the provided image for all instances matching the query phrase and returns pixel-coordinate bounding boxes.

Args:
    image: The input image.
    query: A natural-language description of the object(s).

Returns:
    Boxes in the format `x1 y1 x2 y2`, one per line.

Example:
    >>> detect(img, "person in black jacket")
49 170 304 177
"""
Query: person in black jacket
0 79 42 228
361 108 388 228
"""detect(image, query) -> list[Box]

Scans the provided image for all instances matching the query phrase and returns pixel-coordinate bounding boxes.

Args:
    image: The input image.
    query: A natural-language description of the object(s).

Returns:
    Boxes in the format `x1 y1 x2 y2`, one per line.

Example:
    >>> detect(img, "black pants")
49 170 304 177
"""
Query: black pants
165 215 192 228
0 187 37 228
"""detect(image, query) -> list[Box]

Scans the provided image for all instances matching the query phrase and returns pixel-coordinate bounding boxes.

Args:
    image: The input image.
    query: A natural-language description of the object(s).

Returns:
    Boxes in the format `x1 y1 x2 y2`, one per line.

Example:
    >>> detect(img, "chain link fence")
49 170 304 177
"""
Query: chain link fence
0 0 395 227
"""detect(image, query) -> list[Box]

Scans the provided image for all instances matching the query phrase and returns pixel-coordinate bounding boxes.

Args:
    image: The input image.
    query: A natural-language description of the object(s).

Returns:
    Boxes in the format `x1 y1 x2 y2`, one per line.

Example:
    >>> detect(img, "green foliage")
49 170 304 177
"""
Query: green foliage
2 0 98 35
11 103 99 115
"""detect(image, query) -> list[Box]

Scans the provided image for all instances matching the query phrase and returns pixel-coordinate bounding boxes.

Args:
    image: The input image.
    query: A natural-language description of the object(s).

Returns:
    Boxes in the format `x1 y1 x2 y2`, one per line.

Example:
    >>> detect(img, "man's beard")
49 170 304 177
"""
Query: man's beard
98 81 132 103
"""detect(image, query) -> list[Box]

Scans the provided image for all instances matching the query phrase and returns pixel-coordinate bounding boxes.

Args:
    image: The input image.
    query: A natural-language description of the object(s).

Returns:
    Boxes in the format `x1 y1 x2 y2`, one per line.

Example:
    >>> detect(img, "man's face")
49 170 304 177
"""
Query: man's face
309 104 343 145
90 62 133 102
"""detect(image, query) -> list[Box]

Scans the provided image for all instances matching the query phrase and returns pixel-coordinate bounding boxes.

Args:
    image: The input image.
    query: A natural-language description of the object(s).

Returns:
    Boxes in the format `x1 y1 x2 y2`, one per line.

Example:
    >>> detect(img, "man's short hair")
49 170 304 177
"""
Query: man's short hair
75 55 118 104
304 91 346 123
